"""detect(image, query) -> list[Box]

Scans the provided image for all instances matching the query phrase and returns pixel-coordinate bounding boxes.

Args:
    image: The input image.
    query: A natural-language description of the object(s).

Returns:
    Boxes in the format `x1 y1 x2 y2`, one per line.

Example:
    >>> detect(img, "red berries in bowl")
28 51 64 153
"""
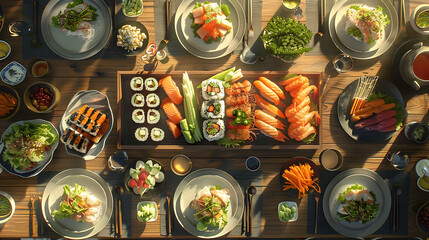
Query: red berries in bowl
24 82 60 113
30 86 53 111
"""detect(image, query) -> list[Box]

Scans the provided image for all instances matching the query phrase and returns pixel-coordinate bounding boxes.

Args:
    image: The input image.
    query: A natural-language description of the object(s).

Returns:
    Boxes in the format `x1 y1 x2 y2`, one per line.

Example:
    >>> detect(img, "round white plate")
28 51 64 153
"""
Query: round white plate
175 0 245 59
42 169 113 239
47 175 107 233
415 159 429 177
41 0 112 60
173 168 244 238
334 1 392 53
329 0 398 59
0 191 15 224
323 169 391 237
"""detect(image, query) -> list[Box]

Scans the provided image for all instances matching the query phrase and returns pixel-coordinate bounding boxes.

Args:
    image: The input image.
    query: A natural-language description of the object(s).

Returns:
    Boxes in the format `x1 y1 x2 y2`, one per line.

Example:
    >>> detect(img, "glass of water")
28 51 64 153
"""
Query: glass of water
8 21 31 37
282 0 304 19
332 53 353 73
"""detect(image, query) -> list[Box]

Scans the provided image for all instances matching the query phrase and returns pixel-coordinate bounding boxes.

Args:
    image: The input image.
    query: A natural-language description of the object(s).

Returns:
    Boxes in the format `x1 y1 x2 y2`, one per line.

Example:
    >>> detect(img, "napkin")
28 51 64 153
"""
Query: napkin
154 0 263 56
306 170 410 235
159 170 263 237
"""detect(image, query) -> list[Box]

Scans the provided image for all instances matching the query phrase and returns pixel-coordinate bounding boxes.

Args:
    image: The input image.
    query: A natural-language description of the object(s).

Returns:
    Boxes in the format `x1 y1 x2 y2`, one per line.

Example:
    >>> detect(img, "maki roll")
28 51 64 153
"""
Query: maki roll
145 77 159 91
135 127 149 142
203 119 225 141
61 128 90 153
202 79 225 100
132 109 145 123
150 127 165 142
146 93 160 108
201 100 225 119
130 77 144 91
131 93 145 107
69 105 107 136
147 109 160 124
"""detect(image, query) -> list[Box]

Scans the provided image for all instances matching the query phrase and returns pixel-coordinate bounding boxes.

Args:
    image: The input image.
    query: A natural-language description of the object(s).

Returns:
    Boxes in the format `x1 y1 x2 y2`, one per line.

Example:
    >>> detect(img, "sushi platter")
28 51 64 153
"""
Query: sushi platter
117 71 323 149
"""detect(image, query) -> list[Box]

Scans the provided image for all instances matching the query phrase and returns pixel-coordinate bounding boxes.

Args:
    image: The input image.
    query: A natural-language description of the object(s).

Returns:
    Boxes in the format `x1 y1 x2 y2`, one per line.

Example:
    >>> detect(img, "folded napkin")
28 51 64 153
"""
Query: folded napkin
154 0 263 56
306 170 410 235
159 170 263 237
37 170 132 238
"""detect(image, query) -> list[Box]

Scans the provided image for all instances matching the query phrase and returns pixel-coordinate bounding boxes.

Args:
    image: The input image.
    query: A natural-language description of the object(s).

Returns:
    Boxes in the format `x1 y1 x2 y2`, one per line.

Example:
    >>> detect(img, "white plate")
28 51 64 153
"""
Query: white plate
415 159 429 177
328 0 398 59
59 90 114 160
0 119 59 177
334 1 392 53
173 168 244 238
180 175 236 230
175 0 246 59
323 169 391 237
42 168 113 239
41 0 112 60
180 1 235 52
48 175 107 233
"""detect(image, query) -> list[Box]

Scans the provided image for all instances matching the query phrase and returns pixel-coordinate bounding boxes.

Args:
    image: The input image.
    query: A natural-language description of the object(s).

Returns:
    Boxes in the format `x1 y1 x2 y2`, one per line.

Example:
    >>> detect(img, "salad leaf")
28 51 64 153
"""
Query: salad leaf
261 16 313 61
216 136 244 148
337 183 364 203
221 4 230 16
347 27 363 41
67 0 83 8
367 92 406 130
302 133 317 145
52 184 87 220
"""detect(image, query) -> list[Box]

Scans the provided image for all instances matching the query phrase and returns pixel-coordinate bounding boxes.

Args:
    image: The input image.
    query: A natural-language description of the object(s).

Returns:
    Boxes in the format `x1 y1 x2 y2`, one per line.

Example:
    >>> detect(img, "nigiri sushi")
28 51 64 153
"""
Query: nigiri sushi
159 76 183 105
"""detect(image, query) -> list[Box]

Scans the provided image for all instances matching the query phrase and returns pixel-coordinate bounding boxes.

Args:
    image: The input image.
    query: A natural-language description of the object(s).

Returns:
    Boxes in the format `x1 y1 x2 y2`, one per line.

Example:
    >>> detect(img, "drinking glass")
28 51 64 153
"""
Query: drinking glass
282 0 304 19
385 151 409 170
8 21 31 37
332 53 353 73
108 150 129 171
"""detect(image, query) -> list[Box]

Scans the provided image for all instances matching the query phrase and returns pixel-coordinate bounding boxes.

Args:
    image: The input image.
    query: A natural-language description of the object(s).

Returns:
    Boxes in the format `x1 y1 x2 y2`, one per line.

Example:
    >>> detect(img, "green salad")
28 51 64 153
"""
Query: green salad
337 184 379 223
2 122 58 170
52 184 87 220
51 0 98 32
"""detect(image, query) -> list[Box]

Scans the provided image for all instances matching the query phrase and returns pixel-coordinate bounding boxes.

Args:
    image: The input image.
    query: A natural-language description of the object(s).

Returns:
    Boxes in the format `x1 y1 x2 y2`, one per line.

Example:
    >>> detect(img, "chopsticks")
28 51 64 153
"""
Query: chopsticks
350 76 379 115
318 0 326 36
166 191 173 236
164 0 171 44
114 186 123 238
30 194 37 237
38 194 45 236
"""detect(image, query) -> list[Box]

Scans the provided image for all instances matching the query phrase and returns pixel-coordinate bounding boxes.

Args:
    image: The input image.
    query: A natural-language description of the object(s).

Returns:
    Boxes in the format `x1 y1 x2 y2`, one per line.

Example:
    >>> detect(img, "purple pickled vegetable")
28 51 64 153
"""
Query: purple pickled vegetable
363 117 397 131
379 123 397 132
354 110 397 130
376 110 396 121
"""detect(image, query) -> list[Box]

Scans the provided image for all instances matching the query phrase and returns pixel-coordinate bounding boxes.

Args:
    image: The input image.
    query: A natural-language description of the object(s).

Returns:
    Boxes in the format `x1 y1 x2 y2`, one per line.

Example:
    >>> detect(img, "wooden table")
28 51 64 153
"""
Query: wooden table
0 0 428 238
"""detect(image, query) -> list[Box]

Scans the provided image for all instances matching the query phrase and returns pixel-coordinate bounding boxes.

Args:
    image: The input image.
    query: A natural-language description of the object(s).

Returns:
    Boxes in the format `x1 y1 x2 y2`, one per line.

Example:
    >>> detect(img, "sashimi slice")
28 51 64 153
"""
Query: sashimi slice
259 77 286 99
159 76 183 105
161 98 182 125
278 75 302 86
192 6 204 18
254 80 280 105
196 27 208 39
254 94 285 119
166 119 182 139
219 19 232 30
194 16 204 25
255 119 288 142
255 110 286 130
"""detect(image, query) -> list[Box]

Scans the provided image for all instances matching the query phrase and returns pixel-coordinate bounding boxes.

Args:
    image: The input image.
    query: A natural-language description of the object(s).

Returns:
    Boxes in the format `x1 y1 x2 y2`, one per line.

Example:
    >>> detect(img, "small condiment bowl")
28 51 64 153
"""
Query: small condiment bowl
28 58 50 78
171 154 192 176
122 0 143 17
0 40 11 61
246 156 261 171
404 121 429 144
278 201 298 222
0 191 15 224
319 148 343 171
0 84 20 120
23 82 60 114
137 201 157 222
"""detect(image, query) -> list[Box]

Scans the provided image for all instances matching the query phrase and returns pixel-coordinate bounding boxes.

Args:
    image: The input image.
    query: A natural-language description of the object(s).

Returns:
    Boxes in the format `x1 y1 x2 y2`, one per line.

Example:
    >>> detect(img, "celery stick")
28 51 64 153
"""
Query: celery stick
197 67 236 88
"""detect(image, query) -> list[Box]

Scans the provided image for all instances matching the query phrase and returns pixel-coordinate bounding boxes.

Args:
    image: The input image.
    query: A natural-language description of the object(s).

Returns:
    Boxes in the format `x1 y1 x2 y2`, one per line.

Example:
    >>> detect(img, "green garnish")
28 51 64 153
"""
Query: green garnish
302 133 317 145
261 16 313 61
0 196 12 217
221 4 230 16
216 136 244 148
337 184 379 223
416 10 429 28
338 183 364 203
137 202 157 222
52 184 87 220
51 0 98 32
121 0 143 16
347 27 364 41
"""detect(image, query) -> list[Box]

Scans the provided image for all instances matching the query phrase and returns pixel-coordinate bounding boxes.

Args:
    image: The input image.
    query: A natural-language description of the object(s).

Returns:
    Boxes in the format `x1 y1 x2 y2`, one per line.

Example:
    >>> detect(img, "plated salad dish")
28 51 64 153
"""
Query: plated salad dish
345 5 390 44
126 160 165 197
337 184 379 223
52 183 103 224
51 0 98 39
1 122 58 171
189 185 230 231
189 2 232 43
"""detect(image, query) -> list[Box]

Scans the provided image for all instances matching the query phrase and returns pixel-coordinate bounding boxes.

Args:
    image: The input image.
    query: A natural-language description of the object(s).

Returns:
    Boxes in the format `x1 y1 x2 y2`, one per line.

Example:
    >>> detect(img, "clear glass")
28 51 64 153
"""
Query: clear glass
386 151 409 170
282 0 304 19
332 53 353 73
108 150 129 171
8 21 31 37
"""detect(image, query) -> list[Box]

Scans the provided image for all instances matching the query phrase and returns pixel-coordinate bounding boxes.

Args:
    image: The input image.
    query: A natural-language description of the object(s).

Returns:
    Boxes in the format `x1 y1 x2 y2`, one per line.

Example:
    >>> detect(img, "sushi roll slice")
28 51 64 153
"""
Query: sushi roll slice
145 77 159 91
201 100 225 119
69 105 107 136
150 127 165 142
203 119 225 141
147 109 160 124
61 128 90 153
131 93 145 107
132 109 145 123
146 93 160 108
135 127 149 142
130 77 144 91
201 79 225 100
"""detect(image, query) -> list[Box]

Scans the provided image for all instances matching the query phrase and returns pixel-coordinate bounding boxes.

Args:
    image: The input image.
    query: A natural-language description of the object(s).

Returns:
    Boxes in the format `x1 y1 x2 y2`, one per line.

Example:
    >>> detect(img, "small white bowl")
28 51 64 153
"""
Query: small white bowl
1 61 26 85
410 4 429 35
278 201 298 222
0 191 15 224
137 201 157 222
122 0 143 17
0 40 11 61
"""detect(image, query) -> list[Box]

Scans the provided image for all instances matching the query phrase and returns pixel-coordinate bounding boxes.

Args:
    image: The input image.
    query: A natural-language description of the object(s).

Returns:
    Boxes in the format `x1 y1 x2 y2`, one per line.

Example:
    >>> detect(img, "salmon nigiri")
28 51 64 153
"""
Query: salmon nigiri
161 98 183 125
159 76 183 105
255 119 289 142
255 110 286 130
253 80 280 105
259 77 285 99
254 94 285 119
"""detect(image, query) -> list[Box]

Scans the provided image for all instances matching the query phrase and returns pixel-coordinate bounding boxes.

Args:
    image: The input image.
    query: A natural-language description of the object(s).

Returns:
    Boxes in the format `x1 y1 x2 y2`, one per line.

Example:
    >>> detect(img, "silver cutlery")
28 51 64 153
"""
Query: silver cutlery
314 192 320 234
393 185 403 234
166 191 173 236
246 186 257 237
239 0 256 64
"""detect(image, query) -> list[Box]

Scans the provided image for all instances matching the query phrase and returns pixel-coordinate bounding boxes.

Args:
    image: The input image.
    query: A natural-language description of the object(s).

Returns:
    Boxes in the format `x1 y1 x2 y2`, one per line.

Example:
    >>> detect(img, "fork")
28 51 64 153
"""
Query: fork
30 194 37 237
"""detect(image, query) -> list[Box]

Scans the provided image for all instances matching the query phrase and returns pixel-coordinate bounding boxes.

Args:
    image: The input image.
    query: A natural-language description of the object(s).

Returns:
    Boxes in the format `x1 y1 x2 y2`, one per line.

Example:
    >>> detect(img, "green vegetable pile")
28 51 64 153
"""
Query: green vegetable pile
181 72 203 144
337 184 379 224
52 0 98 32
137 202 157 222
0 195 12 217
367 92 406 131
278 202 297 222
261 16 313 61
52 184 87 220
121 0 143 17
2 122 58 170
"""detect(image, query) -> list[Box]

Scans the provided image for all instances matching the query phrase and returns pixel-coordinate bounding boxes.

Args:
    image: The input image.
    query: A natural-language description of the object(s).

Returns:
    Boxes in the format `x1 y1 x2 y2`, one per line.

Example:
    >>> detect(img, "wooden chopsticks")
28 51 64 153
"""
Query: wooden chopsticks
30 194 37 237
166 191 172 236
114 186 123 238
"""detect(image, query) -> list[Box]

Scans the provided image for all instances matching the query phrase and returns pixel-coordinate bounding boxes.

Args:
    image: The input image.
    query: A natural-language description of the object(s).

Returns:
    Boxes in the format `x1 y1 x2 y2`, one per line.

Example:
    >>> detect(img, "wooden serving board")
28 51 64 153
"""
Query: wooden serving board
117 71 323 149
